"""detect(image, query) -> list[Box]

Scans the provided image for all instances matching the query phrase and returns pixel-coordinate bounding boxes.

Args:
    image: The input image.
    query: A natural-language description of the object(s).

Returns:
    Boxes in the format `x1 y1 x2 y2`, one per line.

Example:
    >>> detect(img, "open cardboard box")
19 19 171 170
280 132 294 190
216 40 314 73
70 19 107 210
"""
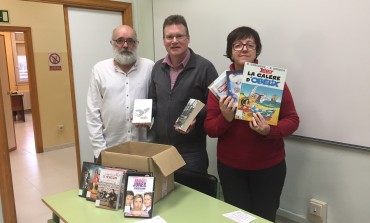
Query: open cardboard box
101 141 185 203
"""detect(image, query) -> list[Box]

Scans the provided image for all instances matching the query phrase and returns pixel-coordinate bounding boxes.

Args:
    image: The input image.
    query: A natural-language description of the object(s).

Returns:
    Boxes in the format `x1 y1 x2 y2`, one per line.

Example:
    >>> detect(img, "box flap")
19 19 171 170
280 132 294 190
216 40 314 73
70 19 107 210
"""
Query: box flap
152 146 185 176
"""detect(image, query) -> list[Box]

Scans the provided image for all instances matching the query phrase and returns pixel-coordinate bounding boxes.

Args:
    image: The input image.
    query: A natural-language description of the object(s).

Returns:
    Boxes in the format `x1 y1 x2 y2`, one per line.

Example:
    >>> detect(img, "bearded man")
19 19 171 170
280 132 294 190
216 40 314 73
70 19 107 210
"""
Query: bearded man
86 25 154 163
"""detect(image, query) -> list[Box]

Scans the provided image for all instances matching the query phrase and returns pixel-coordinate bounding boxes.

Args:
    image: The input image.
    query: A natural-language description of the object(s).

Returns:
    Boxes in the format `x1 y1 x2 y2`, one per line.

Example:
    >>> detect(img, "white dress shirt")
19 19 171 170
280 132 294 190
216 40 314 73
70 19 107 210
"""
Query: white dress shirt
86 57 154 158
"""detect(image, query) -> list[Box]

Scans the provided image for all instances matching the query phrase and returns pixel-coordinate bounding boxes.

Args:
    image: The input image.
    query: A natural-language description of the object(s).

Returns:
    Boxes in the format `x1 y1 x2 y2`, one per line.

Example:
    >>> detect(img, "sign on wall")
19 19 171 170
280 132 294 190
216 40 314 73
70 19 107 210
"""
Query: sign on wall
48 53 62 71
0 10 9 23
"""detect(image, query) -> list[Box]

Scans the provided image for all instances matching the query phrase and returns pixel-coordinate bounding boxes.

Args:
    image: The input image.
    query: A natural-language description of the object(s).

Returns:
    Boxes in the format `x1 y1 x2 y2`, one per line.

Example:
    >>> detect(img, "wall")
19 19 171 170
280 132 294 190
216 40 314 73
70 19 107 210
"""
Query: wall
0 0 75 151
152 0 370 222
281 138 370 222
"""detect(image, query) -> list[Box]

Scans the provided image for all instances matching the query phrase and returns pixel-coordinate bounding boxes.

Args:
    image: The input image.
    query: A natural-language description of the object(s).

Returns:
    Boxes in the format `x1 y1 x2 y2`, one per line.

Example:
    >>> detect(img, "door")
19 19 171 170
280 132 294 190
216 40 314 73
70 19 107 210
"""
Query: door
67 7 122 164
0 34 16 151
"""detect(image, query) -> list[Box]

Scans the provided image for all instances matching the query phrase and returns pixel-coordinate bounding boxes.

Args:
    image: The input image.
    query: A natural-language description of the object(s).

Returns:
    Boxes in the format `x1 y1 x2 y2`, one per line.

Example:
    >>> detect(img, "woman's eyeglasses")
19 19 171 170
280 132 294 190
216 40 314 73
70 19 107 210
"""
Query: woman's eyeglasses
233 42 256 51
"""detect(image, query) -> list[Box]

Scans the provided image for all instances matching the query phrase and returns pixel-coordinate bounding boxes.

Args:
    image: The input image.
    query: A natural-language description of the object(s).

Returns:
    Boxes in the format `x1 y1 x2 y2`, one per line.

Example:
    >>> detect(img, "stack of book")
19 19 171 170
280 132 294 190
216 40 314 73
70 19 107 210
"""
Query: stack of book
208 62 287 126
78 162 155 219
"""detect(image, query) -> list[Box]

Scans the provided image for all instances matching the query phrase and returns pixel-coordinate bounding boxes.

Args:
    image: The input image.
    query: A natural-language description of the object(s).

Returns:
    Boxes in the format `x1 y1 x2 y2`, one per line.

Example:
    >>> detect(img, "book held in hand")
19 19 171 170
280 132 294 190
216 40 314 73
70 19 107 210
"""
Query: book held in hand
132 99 152 124
235 62 287 126
174 98 205 132
123 172 155 219
226 70 244 106
208 70 228 99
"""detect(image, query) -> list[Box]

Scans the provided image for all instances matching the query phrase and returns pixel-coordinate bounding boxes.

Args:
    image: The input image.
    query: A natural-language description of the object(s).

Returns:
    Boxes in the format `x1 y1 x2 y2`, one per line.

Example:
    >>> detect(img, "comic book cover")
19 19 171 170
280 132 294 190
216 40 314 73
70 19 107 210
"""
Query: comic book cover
208 70 228 99
173 98 204 132
80 162 101 199
226 70 244 107
95 167 127 210
235 62 287 126
123 172 155 219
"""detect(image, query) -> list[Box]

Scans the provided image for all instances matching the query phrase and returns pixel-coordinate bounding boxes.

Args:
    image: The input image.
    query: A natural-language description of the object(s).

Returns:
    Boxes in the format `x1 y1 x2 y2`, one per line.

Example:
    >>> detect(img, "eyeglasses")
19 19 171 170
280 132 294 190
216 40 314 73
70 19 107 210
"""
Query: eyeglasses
233 42 256 51
111 38 138 46
164 34 188 41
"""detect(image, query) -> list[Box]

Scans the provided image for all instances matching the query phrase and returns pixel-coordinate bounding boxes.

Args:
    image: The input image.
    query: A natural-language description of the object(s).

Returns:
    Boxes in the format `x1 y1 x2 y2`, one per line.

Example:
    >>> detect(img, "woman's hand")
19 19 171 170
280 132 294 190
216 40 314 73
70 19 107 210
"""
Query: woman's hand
220 95 236 122
249 112 270 135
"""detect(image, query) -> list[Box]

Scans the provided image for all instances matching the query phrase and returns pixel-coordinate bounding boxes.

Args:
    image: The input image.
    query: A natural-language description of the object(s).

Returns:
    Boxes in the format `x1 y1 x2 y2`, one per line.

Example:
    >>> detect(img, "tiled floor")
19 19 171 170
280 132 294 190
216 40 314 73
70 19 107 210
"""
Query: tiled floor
9 112 78 223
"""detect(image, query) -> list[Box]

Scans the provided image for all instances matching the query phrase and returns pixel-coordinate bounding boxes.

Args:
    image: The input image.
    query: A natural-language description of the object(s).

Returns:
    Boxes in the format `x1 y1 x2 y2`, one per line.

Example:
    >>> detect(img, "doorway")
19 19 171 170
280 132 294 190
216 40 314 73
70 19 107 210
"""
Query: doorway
0 26 42 154
0 31 36 154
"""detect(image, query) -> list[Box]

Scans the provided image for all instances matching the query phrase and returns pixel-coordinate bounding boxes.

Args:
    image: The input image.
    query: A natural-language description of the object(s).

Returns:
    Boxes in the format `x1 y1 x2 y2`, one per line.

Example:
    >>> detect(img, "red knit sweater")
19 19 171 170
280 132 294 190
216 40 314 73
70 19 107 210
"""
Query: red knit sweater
204 64 299 170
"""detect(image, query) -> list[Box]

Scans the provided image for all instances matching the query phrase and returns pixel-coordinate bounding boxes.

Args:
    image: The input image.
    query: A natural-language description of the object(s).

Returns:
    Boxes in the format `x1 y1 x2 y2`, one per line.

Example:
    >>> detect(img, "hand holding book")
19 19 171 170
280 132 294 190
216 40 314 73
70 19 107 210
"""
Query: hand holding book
219 95 236 123
174 118 196 134
249 112 270 136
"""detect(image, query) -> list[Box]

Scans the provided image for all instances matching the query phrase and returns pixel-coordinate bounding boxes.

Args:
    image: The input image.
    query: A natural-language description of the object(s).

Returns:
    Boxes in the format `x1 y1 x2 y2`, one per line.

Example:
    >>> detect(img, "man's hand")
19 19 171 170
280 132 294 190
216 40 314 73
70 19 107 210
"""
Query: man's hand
175 119 196 134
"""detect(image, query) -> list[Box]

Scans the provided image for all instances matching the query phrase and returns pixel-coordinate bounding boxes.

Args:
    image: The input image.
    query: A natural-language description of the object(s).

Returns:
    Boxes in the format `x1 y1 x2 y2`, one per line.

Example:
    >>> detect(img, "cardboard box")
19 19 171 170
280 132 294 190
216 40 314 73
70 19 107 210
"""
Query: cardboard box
101 141 185 203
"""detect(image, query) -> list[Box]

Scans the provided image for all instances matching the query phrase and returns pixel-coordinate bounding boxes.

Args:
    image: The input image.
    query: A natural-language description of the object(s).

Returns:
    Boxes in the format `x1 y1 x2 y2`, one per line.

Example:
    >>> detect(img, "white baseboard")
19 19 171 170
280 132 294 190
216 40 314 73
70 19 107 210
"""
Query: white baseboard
277 208 309 223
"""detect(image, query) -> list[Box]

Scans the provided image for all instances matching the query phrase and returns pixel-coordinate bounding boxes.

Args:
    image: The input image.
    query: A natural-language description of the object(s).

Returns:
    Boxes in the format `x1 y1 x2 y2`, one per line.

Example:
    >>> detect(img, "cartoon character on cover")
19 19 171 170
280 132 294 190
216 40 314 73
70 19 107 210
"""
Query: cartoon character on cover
228 73 243 106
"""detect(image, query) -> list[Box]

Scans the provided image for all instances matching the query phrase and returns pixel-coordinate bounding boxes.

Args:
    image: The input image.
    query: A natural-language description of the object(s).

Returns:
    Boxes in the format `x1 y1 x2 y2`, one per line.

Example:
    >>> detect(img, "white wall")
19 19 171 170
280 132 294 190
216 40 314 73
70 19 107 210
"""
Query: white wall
152 0 370 222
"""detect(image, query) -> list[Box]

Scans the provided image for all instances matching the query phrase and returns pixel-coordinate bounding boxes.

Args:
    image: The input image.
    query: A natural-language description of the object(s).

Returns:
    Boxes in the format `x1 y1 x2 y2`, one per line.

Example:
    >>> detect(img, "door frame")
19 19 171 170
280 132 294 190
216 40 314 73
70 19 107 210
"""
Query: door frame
1 1 132 222
0 26 43 154
0 34 17 223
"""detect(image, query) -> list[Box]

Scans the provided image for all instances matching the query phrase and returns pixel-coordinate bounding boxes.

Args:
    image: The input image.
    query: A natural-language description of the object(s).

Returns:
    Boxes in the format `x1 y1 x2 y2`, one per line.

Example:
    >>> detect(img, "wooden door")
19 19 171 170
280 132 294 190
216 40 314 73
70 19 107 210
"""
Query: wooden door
0 34 17 151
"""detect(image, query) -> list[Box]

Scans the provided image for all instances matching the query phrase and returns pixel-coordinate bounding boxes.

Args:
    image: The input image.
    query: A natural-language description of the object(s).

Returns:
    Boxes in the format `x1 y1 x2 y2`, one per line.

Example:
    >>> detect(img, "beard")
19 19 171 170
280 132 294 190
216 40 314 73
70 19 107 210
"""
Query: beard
113 48 137 65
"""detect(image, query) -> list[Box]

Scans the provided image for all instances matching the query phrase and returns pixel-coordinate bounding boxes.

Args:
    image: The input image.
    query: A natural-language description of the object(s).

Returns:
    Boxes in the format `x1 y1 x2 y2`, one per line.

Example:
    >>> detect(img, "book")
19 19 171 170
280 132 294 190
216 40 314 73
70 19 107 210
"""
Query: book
226 70 244 106
234 62 287 126
78 161 97 197
173 98 205 132
132 99 152 124
208 70 228 99
123 172 155 219
80 162 102 200
95 167 128 210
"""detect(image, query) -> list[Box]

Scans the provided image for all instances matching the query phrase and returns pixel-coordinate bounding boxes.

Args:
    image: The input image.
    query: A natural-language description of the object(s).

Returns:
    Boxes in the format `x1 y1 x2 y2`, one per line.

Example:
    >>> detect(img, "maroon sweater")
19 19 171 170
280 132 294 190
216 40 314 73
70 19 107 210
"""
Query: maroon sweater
204 64 299 170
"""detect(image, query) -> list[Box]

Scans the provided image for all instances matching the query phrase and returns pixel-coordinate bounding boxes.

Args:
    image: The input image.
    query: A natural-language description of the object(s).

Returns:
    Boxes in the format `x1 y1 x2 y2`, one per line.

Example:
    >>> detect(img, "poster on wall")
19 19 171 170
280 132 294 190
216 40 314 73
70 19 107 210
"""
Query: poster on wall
48 53 62 71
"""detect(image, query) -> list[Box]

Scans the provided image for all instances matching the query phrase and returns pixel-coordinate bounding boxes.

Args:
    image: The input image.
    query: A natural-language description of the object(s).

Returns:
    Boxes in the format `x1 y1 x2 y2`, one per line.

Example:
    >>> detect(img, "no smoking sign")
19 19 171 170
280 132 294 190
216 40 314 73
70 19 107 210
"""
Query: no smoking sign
48 53 62 71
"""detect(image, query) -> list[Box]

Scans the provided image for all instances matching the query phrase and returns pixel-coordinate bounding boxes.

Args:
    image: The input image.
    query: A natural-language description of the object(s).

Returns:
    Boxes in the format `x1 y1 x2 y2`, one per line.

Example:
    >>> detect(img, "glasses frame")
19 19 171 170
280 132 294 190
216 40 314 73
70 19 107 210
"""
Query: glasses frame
111 37 138 47
164 34 188 41
232 42 257 51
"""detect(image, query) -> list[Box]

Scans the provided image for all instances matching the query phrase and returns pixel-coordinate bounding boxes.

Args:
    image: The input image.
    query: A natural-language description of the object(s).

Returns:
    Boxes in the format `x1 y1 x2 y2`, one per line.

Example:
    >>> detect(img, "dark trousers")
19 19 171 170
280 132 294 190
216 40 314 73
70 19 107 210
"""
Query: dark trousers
177 150 209 174
218 160 286 222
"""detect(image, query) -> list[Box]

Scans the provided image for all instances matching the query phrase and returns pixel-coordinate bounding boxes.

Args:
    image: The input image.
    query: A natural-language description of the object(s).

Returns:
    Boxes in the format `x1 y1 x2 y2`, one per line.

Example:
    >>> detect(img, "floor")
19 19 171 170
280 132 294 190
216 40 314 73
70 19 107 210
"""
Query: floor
9 112 78 223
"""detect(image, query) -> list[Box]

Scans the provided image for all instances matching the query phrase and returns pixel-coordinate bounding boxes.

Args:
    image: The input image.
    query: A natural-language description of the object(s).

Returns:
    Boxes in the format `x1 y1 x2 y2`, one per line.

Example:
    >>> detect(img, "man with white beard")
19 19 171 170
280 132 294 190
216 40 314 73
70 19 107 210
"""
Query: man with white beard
86 25 154 163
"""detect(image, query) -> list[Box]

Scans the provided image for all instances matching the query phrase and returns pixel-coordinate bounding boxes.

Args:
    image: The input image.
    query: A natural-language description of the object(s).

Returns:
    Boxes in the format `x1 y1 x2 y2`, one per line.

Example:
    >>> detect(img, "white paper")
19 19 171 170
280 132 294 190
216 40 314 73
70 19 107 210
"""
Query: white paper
223 210 257 223
135 216 167 223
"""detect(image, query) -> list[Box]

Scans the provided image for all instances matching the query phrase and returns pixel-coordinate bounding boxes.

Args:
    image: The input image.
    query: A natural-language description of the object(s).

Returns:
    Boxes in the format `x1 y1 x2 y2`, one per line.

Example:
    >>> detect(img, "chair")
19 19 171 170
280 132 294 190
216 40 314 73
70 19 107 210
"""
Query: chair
174 169 219 198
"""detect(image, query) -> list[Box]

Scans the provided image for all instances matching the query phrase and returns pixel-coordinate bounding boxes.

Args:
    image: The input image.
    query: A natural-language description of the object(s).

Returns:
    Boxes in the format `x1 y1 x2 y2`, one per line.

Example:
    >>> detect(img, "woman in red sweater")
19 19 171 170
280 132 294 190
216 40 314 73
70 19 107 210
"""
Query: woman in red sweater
204 26 299 222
